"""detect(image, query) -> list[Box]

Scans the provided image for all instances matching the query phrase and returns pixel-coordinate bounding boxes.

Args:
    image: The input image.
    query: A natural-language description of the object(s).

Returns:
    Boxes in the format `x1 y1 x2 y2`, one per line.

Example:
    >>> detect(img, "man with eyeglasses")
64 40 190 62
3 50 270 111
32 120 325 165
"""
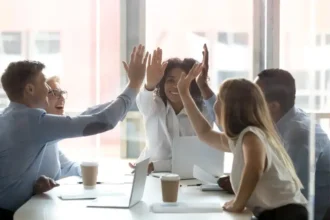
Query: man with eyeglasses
34 76 81 184
0 45 148 220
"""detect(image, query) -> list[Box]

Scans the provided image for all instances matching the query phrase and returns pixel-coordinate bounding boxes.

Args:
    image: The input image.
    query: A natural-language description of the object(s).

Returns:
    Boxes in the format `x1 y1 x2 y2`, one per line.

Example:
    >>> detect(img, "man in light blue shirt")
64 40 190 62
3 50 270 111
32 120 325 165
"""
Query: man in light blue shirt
0 45 148 218
198 67 330 220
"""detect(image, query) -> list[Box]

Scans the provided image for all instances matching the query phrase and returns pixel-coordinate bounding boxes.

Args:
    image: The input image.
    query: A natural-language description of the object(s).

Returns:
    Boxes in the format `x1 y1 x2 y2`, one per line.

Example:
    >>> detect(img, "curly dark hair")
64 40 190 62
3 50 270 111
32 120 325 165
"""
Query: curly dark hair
154 58 203 110
1 60 45 101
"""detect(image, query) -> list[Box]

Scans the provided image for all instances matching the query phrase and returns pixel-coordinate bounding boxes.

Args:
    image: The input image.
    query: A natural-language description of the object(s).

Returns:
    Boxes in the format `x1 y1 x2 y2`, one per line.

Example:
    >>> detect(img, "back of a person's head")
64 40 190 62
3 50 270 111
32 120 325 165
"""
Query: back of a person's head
219 78 274 138
257 68 296 113
218 78 303 189
182 58 199 73
1 61 45 101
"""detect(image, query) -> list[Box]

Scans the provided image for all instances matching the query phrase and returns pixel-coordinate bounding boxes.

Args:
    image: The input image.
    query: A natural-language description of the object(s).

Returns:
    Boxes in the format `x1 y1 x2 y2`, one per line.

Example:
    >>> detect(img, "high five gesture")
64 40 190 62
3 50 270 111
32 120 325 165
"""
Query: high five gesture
145 48 168 91
122 44 149 90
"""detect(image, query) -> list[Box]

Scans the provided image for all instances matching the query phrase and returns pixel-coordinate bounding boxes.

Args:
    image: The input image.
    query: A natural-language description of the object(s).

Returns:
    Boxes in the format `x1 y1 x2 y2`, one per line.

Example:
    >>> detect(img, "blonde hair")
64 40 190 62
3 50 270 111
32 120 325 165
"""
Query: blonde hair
46 76 60 84
218 78 303 189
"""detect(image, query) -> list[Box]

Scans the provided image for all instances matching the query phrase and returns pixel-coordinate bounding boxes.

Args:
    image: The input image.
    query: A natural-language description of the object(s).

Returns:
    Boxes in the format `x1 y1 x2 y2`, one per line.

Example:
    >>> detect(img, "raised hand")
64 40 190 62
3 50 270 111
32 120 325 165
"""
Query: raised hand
178 63 203 95
33 175 59 195
122 44 149 90
196 44 209 88
145 48 168 91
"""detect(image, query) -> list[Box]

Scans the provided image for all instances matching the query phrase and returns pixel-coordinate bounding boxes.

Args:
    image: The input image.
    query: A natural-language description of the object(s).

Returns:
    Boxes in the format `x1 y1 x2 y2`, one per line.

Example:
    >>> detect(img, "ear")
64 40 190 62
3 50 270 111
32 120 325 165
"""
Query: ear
267 101 280 113
24 83 35 96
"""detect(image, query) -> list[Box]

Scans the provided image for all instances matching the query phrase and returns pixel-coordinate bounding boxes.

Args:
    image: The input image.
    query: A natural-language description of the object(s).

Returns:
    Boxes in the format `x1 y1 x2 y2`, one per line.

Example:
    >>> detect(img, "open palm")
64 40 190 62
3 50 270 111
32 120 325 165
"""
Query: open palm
145 47 168 90
178 63 203 95
196 44 209 87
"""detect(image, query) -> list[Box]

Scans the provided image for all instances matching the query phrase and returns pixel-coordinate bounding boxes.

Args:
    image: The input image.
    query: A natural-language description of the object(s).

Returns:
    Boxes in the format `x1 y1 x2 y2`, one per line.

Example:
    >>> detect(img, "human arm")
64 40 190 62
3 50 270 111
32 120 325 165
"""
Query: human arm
224 132 266 212
286 126 323 198
31 45 148 144
178 63 230 152
135 48 168 116
59 150 81 178
33 175 59 195
196 44 214 100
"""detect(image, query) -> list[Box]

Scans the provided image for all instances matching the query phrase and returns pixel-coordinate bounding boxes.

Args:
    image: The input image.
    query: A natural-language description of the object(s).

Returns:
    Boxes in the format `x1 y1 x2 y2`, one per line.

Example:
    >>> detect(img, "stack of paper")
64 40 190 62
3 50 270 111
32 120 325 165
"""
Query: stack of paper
193 165 219 185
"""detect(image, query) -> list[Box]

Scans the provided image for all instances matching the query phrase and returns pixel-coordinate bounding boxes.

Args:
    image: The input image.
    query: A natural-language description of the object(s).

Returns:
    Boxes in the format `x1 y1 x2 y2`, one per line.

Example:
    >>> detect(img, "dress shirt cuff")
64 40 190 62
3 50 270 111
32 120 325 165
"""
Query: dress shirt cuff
122 87 139 100
119 87 138 121
153 160 171 172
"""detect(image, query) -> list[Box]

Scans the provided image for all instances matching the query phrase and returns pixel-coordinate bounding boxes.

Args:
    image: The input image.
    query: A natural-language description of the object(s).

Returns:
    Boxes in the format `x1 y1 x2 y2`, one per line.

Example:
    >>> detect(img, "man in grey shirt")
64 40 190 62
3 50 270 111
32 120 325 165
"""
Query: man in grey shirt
0 45 148 219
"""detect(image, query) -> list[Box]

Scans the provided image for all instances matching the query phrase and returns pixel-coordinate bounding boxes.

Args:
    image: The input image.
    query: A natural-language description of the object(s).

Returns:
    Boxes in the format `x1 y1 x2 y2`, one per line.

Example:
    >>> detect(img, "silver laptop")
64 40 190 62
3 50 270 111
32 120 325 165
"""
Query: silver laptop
172 137 224 179
87 157 150 208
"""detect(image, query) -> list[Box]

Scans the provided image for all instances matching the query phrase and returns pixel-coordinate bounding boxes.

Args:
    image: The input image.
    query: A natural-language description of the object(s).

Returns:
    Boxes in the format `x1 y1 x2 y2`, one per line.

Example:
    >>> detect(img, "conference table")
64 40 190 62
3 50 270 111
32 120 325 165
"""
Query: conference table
14 176 252 220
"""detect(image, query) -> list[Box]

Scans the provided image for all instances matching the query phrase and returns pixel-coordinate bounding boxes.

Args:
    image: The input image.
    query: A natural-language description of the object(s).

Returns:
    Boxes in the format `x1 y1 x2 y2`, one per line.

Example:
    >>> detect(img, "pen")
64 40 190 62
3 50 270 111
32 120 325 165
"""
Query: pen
78 181 103 184
180 183 202 187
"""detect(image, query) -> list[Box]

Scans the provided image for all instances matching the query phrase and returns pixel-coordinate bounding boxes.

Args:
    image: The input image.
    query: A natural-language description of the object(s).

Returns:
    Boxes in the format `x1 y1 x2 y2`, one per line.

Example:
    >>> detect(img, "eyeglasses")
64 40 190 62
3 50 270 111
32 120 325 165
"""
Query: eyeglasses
48 89 68 99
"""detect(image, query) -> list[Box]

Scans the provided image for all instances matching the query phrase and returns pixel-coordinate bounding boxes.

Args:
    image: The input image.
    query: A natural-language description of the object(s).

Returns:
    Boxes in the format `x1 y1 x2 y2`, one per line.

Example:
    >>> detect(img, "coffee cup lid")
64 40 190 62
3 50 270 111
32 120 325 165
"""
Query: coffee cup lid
80 161 99 166
161 174 180 181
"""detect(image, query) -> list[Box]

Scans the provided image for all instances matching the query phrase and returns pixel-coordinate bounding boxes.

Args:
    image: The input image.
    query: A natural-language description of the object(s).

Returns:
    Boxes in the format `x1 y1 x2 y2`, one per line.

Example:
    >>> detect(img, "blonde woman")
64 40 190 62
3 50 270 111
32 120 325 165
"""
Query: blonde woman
177 63 307 220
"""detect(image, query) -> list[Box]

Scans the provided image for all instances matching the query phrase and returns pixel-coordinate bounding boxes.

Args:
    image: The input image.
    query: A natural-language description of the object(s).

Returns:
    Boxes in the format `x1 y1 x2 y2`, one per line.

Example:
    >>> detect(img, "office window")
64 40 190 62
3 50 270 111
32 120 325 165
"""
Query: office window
194 32 205 37
216 71 249 85
233 32 248 46
295 96 321 110
217 32 228 44
325 34 330 45
291 71 309 90
35 32 60 54
315 34 322 46
0 32 21 55
217 32 249 46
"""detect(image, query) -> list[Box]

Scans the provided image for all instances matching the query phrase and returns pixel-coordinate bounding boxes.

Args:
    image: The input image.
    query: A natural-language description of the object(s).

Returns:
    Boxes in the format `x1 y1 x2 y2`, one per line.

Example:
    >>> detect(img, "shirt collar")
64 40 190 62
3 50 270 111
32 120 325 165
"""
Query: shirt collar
166 101 186 116
8 102 29 110
276 106 297 130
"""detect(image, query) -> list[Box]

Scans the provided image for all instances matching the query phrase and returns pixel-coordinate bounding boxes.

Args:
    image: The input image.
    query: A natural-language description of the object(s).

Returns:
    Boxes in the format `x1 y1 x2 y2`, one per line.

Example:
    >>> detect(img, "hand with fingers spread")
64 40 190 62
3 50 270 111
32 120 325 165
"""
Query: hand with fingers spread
196 44 214 99
196 44 209 88
33 175 60 195
122 44 149 90
145 48 168 91
178 63 204 96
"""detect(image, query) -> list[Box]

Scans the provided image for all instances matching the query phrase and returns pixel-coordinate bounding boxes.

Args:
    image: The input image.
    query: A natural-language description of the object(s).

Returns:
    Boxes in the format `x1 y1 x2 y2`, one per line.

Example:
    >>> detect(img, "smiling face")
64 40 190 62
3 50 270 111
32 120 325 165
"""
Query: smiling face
45 78 66 115
164 67 184 106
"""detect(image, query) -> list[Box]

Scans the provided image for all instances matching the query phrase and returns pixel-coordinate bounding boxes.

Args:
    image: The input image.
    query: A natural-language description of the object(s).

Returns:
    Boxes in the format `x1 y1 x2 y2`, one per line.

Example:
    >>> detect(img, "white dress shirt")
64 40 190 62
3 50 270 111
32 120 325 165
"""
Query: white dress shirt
136 88 212 172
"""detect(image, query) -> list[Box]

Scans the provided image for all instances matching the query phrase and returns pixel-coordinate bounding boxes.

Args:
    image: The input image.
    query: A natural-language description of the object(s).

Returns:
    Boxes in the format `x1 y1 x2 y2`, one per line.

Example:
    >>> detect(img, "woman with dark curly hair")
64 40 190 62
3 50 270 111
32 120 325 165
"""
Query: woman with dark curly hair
129 47 212 173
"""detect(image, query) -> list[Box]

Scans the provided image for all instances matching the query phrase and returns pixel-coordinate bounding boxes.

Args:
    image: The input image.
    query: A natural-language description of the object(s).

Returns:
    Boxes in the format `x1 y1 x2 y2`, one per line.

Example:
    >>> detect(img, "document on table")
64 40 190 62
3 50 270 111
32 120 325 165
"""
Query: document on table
193 165 219 185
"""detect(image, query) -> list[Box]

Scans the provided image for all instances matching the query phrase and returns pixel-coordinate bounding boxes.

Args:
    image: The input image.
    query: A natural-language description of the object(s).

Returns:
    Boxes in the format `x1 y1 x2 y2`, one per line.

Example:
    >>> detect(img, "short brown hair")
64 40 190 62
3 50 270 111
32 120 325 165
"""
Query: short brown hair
1 60 45 101
257 68 296 114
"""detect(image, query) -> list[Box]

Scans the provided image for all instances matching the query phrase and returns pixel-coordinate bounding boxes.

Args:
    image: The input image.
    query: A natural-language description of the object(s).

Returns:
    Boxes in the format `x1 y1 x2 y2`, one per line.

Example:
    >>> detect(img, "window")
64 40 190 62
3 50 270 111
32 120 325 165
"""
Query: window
217 32 249 46
315 34 322 46
194 32 206 37
233 32 248 46
326 34 330 45
217 32 228 44
0 32 22 55
35 32 60 54
216 71 249 85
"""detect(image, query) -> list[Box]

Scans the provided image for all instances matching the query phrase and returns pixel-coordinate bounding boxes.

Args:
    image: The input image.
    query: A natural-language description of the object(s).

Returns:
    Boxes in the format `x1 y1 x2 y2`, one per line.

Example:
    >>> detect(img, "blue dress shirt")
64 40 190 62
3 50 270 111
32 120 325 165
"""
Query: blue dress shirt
0 87 137 211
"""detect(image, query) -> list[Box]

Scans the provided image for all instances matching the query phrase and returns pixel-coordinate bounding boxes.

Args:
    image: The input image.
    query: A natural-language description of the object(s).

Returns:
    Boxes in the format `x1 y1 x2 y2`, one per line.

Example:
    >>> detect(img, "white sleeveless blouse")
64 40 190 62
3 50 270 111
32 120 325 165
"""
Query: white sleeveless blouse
228 126 307 216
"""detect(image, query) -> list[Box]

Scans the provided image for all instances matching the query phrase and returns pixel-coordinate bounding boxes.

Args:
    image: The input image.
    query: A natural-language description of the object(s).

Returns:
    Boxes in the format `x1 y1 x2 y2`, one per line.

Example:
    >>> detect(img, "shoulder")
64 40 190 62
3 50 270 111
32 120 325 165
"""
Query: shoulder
241 128 264 147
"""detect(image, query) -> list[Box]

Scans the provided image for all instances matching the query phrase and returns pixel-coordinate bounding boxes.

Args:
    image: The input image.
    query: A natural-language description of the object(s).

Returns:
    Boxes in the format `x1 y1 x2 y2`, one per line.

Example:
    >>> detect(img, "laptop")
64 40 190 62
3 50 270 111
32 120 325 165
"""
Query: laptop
87 157 150 208
172 136 224 179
